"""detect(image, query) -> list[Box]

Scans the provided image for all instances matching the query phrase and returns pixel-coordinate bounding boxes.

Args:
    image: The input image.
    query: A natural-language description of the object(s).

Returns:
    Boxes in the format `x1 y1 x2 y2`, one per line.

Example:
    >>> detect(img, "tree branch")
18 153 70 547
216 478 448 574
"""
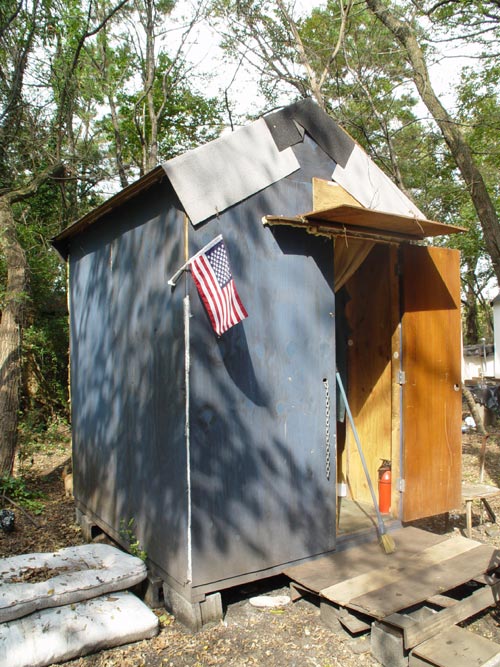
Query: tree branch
2 162 65 204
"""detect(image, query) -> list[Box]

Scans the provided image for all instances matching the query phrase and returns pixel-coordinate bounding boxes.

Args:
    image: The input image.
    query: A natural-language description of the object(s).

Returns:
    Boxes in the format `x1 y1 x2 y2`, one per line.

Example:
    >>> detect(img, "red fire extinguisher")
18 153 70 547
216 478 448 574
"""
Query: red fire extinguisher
378 460 391 514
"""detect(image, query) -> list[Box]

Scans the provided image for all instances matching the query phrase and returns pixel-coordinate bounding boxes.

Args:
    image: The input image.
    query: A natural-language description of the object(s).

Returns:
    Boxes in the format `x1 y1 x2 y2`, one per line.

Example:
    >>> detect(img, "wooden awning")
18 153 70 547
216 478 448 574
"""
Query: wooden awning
264 204 465 244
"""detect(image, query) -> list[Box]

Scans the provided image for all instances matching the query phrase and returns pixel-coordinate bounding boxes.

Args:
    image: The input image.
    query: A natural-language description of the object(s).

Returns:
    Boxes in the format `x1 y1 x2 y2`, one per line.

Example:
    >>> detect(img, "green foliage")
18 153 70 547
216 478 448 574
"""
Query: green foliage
92 4 224 179
0 474 45 514
100 53 224 169
14 187 71 425
119 518 147 561
0 0 226 469
209 0 306 105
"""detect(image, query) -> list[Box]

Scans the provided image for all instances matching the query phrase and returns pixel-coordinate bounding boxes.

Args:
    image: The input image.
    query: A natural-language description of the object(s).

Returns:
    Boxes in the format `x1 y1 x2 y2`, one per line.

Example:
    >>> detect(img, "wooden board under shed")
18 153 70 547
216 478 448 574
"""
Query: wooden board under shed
284 526 500 621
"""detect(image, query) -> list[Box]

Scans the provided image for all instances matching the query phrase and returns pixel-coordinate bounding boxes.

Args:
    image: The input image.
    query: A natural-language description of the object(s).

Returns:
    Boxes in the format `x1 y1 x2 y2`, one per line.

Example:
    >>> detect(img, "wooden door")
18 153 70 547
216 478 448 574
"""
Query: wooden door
401 245 462 522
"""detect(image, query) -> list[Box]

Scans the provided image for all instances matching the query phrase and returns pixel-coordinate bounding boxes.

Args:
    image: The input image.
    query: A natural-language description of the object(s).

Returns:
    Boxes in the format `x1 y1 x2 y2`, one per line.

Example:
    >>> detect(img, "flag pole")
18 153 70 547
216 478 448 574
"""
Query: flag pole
168 259 190 287
167 212 192 287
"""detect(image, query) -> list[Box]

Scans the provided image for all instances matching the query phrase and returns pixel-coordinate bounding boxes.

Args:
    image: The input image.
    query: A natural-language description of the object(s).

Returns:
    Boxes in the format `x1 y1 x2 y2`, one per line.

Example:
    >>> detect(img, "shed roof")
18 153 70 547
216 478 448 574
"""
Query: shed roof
52 99 462 259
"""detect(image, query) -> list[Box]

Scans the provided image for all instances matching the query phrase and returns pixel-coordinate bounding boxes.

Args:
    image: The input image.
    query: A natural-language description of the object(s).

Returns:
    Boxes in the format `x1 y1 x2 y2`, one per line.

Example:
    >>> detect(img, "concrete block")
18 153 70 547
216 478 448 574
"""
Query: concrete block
75 508 95 542
163 582 202 631
371 620 408 667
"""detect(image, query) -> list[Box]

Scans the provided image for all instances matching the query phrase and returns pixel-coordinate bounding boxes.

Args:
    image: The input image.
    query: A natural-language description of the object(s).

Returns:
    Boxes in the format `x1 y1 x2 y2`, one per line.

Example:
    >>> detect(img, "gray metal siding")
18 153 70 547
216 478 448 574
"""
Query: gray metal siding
69 183 189 586
188 176 337 587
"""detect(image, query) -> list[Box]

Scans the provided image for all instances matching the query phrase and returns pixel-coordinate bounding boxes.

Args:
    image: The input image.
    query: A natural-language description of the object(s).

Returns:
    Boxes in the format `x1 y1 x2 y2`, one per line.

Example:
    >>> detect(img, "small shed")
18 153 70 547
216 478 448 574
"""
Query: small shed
53 99 464 627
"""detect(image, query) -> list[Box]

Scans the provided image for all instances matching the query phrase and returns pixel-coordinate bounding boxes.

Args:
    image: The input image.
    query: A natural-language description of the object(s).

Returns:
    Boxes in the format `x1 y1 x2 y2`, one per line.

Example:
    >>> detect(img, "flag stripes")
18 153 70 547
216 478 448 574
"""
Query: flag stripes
190 235 248 336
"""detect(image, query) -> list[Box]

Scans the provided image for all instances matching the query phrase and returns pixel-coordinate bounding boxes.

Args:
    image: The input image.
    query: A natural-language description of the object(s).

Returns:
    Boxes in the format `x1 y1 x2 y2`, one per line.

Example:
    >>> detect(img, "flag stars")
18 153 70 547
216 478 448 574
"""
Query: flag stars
207 242 232 287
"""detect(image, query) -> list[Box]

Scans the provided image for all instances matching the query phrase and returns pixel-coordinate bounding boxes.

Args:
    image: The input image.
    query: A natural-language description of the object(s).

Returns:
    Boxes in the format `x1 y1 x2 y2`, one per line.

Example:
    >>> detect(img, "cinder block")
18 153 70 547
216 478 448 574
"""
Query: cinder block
163 583 202 631
371 621 408 667
75 509 95 542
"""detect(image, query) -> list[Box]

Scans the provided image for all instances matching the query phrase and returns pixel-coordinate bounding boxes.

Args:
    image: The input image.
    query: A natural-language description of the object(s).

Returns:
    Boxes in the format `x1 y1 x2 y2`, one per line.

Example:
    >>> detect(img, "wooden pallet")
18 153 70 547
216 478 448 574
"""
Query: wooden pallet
284 526 500 667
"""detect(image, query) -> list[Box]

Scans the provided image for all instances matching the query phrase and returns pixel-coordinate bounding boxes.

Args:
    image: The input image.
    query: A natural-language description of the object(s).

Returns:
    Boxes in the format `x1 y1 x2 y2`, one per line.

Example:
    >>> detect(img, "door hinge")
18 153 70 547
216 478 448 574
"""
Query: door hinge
397 478 406 493
398 370 406 385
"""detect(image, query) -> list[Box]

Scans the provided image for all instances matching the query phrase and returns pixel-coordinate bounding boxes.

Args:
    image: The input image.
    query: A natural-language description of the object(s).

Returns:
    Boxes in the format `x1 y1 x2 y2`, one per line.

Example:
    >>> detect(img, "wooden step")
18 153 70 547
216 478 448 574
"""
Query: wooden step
410 625 500 667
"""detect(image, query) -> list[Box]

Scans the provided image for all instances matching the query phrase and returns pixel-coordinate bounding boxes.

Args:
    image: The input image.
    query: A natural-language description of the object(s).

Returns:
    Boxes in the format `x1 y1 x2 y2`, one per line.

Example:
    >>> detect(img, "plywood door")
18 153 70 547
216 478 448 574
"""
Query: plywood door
401 245 462 522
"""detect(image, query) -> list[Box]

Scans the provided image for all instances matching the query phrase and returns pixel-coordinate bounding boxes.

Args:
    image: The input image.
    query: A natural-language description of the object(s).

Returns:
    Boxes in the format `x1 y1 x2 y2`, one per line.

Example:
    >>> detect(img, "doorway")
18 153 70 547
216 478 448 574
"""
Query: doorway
335 242 462 538
335 243 398 537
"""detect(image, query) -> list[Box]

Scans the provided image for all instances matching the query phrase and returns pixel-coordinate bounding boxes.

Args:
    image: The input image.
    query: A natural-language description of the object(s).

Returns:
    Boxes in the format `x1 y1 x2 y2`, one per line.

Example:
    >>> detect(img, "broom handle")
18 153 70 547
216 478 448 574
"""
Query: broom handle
335 372 385 532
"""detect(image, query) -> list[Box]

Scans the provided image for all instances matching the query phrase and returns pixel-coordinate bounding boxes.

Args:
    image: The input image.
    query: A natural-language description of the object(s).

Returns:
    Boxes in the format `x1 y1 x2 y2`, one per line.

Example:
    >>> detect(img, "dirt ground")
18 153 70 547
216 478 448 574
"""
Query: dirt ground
2 431 500 666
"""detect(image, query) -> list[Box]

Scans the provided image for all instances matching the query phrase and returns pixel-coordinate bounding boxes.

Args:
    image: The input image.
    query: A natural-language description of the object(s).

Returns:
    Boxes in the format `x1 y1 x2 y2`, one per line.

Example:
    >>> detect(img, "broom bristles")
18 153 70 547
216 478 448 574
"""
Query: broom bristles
380 531 396 554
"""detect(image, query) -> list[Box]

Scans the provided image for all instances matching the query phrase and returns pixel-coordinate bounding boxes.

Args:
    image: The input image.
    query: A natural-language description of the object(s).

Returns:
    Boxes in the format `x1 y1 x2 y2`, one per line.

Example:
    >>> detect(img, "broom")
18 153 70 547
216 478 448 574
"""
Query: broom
336 372 396 554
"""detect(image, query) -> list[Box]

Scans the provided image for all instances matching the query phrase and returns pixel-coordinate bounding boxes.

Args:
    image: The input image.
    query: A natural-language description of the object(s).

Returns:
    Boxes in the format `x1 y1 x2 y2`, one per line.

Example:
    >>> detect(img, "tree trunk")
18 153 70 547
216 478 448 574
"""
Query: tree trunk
366 0 500 287
109 94 129 189
464 264 479 344
144 0 158 173
0 197 29 475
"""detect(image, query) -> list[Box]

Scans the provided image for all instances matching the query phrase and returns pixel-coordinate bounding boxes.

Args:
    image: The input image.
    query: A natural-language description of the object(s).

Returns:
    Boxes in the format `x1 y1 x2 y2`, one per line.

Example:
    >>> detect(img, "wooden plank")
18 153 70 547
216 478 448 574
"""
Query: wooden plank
462 484 500 501
348 543 498 619
385 581 500 649
401 246 462 521
426 594 459 608
304 205 465 238
320 536 480 606
312 178 362 210
289 582 313 602
284 526 448 593
475 574 500 586
411 624 500 667
264 215 430 244
338 612 371 635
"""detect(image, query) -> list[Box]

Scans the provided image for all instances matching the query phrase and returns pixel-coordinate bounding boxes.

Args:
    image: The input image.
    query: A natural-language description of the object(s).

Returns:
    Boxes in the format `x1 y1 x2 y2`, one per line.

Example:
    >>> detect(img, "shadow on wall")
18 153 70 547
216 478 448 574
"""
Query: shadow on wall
69 166 339 591
186 186 337 586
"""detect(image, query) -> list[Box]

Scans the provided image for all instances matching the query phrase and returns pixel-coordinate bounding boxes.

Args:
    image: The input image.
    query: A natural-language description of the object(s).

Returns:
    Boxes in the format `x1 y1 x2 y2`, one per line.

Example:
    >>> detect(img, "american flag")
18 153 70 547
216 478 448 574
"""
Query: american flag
190 235 248 336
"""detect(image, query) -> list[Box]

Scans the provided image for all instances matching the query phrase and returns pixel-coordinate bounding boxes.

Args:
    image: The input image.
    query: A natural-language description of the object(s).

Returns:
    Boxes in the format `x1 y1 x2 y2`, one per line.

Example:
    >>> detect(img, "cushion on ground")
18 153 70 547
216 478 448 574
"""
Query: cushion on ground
0 543 147 622
0 591 159 667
